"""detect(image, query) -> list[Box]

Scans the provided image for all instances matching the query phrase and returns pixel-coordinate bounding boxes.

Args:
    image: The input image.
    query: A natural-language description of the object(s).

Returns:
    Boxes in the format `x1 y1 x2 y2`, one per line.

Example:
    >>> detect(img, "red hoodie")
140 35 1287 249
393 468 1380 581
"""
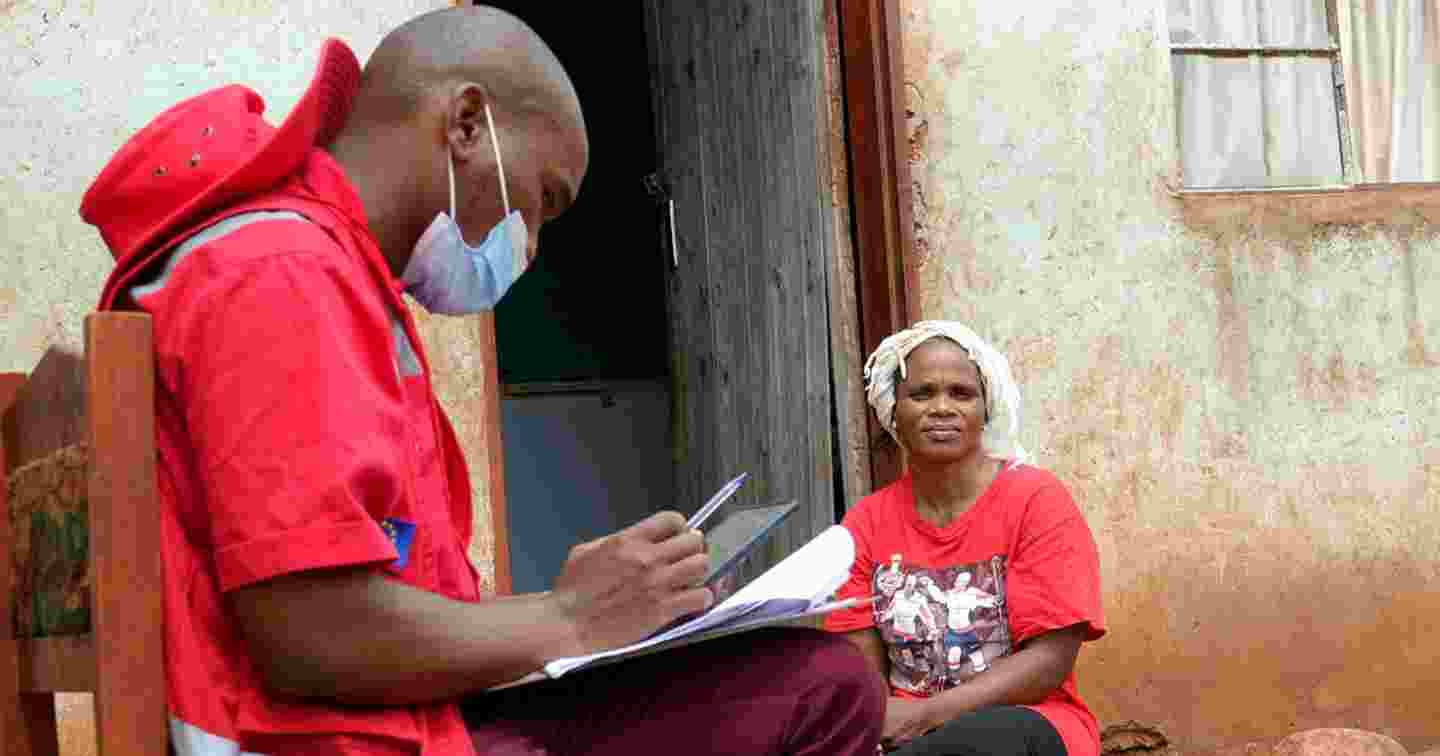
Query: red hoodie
83 84 483 756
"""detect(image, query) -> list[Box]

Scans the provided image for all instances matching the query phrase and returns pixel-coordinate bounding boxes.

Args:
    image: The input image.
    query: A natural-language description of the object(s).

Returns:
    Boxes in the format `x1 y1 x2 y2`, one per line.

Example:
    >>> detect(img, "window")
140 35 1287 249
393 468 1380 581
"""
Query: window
1170 0 1440 189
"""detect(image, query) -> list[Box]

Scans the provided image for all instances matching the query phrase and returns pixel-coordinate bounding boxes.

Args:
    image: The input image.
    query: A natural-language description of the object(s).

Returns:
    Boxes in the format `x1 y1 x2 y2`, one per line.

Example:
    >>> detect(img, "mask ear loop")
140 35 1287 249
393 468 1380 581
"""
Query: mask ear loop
483 102 511 216
447 143 457 219
446 101 510 219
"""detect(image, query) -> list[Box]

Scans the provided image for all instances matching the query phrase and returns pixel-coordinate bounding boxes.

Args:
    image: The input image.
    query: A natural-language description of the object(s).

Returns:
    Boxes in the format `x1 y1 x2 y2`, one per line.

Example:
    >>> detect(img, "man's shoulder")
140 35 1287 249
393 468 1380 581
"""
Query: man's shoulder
131 205 365 308
180 207 346 269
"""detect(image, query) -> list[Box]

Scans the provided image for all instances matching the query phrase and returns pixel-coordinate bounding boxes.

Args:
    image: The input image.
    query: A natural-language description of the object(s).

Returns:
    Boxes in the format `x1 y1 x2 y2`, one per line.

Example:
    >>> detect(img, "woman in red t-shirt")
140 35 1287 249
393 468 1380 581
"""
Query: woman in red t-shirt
825 321 1106 756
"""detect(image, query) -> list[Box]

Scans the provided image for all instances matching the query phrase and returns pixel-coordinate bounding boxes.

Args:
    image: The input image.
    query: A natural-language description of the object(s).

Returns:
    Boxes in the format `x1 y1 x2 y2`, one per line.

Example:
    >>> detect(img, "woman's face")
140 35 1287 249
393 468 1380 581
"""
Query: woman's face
892 338 986 463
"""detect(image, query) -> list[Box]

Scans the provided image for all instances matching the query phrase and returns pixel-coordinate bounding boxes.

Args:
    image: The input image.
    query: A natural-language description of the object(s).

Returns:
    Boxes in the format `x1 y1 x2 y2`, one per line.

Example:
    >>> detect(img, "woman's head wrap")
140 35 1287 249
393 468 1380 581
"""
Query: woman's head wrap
862 320 1030 465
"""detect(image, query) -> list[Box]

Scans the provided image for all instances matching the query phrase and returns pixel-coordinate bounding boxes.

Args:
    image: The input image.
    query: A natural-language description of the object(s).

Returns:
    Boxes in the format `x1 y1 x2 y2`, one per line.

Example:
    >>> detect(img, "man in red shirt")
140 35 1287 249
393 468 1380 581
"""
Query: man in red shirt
80 6 881 755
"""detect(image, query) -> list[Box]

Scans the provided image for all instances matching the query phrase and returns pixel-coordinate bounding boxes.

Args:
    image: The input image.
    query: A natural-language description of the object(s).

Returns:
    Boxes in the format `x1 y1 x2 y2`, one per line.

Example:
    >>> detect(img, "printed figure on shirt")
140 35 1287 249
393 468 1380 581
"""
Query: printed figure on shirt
881 574 938 642
873 557 1013 695
876 553 906 597
895 646 933 691
941 569 999 678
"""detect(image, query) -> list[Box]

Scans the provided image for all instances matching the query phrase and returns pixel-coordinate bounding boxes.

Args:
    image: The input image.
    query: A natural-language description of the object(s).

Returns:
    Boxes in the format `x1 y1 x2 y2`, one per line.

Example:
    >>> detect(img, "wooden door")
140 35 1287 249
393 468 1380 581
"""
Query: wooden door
644 0 840 575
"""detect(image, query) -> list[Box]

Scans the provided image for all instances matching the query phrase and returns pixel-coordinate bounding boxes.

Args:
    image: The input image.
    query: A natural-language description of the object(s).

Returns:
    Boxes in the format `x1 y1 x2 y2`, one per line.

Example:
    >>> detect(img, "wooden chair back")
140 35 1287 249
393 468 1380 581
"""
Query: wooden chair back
1 312 164 756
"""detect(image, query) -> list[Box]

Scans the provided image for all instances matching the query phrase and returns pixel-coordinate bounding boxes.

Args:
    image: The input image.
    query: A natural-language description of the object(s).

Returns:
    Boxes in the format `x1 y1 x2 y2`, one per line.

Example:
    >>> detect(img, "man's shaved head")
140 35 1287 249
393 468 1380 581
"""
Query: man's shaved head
352 6 581 135
329 5 588 276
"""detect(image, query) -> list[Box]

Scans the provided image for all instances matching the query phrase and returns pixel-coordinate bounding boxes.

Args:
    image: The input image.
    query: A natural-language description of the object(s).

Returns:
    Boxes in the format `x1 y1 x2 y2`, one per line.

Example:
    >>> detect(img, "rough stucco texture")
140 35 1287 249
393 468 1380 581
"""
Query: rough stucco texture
901 0 1439 752
1 0 498 574
3 3 502 753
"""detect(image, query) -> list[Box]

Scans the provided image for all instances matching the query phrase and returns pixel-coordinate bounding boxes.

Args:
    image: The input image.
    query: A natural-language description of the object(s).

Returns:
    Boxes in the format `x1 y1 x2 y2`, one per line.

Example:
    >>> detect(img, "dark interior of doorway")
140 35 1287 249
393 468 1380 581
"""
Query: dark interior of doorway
480 1 674 593
486 1 668 384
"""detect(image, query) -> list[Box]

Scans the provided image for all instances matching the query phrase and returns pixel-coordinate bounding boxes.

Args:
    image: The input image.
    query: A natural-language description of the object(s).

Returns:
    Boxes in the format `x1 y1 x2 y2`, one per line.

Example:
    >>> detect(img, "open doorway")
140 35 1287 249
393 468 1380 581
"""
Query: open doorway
484 0 862 593
484 1 672 593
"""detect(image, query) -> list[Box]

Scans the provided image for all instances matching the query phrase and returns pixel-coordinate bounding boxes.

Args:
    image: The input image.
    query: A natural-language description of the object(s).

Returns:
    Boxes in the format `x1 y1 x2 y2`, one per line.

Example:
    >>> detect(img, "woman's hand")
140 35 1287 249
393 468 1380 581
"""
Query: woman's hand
881 696 942 749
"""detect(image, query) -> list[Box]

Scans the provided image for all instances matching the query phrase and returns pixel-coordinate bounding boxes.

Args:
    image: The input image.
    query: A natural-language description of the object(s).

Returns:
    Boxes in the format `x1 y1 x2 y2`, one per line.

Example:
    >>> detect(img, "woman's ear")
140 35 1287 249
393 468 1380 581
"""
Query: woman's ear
445 83 492 161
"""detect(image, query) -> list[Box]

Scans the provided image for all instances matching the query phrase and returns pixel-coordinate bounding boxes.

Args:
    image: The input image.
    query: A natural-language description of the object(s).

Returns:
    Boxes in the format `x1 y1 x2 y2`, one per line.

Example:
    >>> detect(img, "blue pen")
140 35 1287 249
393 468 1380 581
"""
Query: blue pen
688 472 749 530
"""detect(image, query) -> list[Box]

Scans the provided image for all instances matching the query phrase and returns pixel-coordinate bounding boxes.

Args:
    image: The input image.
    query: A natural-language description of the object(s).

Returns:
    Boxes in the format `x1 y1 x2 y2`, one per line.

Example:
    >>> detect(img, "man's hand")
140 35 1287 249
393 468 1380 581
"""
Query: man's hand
881 696 941 750
550 511 713 655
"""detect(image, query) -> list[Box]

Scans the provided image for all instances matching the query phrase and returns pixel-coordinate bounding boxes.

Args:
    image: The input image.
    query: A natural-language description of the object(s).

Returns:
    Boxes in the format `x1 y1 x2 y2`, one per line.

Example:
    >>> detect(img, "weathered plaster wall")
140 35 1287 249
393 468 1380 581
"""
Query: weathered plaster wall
2 2 501 752
901 0 1439 752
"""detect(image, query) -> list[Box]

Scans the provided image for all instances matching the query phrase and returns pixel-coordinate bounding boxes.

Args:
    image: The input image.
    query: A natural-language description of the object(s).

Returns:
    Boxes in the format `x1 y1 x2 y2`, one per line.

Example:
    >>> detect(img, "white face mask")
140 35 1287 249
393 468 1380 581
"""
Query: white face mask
401 102 530 315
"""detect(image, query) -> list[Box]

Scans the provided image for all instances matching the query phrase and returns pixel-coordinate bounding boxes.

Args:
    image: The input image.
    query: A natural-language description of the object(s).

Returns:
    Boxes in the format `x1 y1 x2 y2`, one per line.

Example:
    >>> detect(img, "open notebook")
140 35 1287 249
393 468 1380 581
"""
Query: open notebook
490 476 863 689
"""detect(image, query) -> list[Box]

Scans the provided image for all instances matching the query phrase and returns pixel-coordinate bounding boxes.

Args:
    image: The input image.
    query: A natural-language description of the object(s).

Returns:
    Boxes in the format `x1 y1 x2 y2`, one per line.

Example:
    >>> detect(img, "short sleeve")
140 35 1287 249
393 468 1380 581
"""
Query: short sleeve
824 506 877 633
164 234 408 591
1005 481 1105 644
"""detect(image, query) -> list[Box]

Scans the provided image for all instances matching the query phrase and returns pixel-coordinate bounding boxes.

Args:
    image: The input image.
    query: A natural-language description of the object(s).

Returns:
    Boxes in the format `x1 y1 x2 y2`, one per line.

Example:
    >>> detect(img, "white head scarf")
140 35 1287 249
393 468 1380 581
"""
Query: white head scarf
862 320 1030 466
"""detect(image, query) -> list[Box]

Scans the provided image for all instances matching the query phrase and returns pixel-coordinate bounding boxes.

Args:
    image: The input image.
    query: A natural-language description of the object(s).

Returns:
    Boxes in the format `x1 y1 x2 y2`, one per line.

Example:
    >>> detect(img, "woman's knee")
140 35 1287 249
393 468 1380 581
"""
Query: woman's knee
764 629 885 754
769 629 885 719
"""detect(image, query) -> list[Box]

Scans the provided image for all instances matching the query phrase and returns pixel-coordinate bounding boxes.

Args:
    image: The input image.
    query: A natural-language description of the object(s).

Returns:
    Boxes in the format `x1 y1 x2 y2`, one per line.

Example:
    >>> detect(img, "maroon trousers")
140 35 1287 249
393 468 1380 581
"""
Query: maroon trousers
465 628 885 756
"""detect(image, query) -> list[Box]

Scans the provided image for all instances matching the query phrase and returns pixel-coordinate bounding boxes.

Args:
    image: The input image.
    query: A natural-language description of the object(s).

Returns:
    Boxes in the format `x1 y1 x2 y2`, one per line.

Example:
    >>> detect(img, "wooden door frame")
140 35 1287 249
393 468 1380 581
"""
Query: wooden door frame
838 0 919 490
455 0 513 595
478 0 915 595
475 312 512 594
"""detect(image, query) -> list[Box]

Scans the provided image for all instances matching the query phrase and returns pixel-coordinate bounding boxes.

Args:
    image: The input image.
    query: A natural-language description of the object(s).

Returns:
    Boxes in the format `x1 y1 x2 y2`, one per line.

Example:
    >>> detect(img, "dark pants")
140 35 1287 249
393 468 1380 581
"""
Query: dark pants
464 628 884 756
888 706 1066 756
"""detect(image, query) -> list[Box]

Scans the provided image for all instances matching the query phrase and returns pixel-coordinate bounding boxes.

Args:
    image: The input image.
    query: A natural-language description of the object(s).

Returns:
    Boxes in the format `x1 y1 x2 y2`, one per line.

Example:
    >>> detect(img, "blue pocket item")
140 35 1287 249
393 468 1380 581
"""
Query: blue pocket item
381 517 417 569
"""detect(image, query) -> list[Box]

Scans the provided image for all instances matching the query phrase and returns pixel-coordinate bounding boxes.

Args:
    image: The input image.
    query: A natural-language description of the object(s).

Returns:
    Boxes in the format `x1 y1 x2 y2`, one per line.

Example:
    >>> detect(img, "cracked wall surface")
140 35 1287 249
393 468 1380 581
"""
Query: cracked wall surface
900 0 1439 752
1 4 503 752
0 0 498 580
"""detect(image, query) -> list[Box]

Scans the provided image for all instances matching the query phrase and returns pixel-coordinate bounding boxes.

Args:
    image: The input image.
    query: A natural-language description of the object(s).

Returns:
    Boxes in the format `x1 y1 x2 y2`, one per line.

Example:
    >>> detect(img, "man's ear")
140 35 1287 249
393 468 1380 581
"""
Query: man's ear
445 83 492 162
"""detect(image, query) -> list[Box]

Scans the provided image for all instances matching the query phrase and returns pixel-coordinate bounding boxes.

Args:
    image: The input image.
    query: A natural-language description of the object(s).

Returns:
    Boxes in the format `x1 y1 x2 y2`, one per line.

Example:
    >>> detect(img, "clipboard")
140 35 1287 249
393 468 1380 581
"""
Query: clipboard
700 499 800 598
686 474 800 596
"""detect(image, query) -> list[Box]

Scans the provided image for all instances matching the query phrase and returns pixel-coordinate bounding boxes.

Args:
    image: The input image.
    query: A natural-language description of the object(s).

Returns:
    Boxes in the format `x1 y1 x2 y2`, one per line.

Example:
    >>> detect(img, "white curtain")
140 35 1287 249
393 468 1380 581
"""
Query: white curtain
1170 0 1332 45
1339 0 1440 182
1171 0 1345 187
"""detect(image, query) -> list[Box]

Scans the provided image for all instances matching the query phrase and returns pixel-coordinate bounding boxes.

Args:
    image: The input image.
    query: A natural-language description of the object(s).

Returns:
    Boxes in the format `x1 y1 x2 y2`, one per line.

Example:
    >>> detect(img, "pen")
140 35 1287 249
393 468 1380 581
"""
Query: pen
688 472 749 529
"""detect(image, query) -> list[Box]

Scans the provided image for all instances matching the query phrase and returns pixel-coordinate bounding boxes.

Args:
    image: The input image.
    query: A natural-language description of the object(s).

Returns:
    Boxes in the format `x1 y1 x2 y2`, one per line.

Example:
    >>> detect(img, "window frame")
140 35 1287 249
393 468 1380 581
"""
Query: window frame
1169 0 1440 225
1169 0 1360 191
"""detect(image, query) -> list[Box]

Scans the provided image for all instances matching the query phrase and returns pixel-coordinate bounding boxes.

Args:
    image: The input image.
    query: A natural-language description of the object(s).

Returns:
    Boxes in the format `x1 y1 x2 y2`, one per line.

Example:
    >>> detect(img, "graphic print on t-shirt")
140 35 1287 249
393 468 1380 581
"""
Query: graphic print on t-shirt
872 554 1011 695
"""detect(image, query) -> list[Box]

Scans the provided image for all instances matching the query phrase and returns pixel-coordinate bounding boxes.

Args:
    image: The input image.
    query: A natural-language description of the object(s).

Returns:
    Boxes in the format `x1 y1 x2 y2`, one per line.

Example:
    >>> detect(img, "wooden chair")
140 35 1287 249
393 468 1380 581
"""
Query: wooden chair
1 312 165 756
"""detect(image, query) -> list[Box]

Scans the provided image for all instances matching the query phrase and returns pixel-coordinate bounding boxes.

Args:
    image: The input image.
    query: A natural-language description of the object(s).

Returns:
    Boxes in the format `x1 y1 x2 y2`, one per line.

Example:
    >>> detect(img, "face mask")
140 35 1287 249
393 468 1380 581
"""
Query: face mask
402 102 530 315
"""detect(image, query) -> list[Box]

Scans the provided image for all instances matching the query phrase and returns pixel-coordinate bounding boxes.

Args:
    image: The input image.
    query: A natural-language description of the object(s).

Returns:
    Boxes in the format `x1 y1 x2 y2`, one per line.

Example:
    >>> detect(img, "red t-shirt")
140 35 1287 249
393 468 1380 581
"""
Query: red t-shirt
123 150 481 755
825 464 1105 756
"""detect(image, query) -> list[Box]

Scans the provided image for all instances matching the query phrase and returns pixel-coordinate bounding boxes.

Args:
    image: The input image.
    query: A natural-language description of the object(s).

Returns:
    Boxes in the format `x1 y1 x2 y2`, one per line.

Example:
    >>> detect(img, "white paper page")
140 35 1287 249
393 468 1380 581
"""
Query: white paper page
586 596 870 668
712 524 854 611
540 525 855 678
542 600 768 677
540 596 864 680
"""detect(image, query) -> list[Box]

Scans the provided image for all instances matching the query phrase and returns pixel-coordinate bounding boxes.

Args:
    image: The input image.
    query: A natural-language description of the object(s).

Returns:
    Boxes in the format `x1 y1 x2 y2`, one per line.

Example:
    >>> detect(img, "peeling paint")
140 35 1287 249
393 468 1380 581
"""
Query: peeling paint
2 3 490 750
902 0 1440 751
